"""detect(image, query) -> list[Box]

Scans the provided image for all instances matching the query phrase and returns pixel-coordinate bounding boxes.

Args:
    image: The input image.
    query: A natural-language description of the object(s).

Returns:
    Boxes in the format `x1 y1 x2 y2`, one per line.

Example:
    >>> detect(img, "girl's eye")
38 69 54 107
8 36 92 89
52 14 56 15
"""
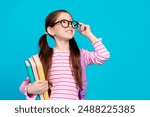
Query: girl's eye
62 20 67 23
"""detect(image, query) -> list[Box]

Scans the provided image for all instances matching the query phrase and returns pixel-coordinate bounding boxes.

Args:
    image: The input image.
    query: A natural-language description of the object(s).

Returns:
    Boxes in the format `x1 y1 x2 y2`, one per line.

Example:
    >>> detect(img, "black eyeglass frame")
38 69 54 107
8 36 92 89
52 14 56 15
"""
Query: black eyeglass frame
52 19 80 29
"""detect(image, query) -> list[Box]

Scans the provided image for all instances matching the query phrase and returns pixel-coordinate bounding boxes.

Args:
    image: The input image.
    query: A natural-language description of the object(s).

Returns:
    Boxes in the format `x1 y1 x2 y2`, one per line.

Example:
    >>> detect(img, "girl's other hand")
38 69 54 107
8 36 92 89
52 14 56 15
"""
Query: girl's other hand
27 80 49 95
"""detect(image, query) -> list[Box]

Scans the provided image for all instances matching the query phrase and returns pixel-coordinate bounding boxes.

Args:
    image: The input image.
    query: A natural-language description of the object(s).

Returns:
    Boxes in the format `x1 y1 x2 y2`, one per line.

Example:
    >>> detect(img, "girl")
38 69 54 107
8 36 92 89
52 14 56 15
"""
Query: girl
20 10 110 100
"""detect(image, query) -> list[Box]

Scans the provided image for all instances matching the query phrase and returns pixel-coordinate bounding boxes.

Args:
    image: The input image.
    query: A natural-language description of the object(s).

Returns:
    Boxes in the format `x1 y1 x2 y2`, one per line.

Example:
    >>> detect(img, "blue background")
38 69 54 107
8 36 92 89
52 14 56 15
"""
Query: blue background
0 0 150 100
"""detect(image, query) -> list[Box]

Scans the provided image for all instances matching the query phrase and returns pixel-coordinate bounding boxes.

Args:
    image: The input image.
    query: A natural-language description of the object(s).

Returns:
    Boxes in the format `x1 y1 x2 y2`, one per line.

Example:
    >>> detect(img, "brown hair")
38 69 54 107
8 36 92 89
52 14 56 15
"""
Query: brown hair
38 10 82 96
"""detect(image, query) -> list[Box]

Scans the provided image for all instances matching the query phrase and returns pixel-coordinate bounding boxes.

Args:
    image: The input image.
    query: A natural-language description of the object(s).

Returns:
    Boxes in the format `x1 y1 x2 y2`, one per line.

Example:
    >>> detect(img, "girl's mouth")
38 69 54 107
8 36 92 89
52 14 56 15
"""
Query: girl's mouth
66 30 73 34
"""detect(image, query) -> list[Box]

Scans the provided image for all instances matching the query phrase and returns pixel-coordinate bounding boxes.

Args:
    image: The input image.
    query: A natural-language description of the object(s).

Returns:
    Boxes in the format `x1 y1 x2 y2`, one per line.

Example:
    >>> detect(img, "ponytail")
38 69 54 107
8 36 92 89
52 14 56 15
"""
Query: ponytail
38 34 53 96
38 34 49 60
69 38 82 90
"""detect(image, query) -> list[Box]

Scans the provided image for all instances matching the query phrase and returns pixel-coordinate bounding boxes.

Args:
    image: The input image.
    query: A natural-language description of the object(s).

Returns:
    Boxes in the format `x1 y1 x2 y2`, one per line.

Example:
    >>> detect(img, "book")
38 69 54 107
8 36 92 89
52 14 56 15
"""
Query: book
25 60 35 83
25 60 40 100
28 57 39 81
33 54 49 100
28 57 44 100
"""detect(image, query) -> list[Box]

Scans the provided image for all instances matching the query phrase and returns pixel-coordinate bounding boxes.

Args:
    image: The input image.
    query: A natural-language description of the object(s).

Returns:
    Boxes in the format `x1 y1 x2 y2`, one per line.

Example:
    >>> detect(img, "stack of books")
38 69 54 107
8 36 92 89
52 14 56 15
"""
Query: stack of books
25 54 49 100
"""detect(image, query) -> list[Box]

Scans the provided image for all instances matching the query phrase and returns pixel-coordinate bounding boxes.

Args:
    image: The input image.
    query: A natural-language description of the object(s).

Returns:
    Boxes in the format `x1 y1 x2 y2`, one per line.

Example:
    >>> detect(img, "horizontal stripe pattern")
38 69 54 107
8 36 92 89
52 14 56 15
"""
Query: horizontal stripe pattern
82 38 110 66
48 38 110 100
49 48 78 100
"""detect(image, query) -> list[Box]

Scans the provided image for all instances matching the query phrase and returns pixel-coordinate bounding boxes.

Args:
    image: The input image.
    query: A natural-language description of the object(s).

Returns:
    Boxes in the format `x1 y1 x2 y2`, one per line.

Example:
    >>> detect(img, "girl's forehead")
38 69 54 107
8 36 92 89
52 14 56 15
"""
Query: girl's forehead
56 12 73 21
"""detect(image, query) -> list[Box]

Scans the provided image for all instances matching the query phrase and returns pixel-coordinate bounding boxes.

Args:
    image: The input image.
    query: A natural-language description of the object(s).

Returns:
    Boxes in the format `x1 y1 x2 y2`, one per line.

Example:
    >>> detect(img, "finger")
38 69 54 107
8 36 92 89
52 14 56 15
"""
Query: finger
40 86 49 92
40 81 48 85
78 22 84 25
39 83 48 88
78 22 84 29
78 26 86 32
37 80 48 85
77 24 83 31
45 80 48 85
80 24 85 30
39 85 48 90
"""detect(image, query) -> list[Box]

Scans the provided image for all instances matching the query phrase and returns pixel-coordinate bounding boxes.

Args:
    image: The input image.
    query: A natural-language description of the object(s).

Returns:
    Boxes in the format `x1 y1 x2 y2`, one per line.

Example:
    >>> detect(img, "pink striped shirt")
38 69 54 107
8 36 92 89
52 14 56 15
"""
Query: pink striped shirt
48 48 78 100
48 38 110 100
20 38 110 100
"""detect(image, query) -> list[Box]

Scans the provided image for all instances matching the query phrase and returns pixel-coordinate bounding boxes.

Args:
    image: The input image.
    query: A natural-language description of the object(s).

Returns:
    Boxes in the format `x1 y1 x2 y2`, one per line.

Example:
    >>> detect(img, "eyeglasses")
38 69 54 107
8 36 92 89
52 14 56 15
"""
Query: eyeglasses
53 19 80 29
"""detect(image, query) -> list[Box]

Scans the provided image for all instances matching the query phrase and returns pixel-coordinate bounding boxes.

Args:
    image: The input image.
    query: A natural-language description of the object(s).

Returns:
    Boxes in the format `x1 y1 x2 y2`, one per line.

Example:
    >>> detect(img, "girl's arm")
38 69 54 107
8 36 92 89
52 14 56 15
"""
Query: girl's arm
81 38 110 66
78 23 110 66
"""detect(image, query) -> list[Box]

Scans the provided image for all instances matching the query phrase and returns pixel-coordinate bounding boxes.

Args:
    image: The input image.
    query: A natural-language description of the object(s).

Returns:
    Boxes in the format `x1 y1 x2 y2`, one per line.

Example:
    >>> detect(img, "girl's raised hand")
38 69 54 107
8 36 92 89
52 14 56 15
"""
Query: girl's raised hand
78 22 92 37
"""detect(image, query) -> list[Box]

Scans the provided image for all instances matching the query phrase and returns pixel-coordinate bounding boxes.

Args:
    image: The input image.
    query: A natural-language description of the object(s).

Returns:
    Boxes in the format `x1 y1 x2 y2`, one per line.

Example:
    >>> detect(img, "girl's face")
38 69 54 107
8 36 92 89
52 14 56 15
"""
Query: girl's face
51 12 75 40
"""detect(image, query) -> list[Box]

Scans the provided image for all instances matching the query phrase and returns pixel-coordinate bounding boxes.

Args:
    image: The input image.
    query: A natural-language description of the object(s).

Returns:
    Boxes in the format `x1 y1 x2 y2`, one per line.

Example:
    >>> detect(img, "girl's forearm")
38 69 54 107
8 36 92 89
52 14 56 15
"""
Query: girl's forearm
86 32 98 43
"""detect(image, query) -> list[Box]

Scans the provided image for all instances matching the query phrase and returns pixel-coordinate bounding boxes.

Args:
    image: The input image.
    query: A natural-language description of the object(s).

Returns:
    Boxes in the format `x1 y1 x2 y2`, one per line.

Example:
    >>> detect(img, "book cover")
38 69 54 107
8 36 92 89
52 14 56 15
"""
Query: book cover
33 54 49 100
25 60 40 100
29 57 44 100
25 60 35 83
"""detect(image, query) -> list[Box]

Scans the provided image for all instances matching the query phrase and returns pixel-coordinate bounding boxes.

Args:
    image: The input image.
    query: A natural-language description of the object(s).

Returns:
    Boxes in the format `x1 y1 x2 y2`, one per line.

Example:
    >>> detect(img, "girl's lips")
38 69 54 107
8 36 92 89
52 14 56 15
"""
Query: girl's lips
66 30 74 34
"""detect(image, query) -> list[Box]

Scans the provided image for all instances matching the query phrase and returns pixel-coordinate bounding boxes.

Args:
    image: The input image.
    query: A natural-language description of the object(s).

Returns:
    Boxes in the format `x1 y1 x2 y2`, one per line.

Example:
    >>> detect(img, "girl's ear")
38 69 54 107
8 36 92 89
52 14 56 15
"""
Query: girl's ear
47 26 55 36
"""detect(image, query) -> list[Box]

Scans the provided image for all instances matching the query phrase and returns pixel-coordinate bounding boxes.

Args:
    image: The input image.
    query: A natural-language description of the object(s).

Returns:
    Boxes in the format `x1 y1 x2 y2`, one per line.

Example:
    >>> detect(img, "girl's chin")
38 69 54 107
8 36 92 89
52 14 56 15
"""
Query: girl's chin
65 35 74 40
59 34 74 40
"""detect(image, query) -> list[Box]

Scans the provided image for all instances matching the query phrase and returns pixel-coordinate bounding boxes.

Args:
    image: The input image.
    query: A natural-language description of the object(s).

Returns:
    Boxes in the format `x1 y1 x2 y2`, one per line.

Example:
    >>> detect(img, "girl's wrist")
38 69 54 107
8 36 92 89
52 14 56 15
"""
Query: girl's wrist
26 84 32 95
24 83 34 97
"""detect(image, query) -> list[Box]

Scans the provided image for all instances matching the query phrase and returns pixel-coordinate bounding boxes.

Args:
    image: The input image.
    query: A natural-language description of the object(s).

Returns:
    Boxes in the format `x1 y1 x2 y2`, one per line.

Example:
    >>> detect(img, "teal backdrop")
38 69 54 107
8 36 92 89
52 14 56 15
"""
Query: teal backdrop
0 0 150 100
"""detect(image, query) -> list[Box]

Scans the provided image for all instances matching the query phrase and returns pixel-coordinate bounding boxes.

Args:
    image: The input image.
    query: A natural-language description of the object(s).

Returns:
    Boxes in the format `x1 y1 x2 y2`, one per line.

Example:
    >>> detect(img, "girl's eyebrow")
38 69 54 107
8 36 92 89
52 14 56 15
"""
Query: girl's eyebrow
59 19 73 21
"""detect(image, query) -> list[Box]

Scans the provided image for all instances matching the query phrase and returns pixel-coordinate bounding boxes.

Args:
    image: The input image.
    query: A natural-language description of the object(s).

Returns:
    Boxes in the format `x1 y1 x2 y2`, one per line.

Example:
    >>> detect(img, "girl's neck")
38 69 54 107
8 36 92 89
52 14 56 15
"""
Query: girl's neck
54 38 70 51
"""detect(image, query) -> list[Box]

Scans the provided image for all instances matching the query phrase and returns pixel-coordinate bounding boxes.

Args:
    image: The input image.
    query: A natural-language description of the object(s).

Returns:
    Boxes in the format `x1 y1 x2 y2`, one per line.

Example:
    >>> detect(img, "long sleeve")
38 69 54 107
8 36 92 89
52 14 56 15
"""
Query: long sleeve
19 77 29 93
81 38 110 66
19 77 37 100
